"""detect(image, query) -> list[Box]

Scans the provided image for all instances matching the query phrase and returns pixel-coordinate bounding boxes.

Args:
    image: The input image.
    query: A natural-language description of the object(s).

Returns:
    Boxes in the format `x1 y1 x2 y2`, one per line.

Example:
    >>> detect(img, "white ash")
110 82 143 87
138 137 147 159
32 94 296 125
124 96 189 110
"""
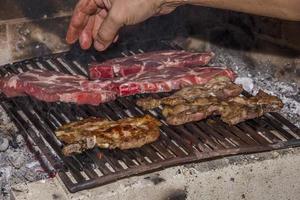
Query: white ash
0 146 48 199
211 47 300 128
0 106 48 199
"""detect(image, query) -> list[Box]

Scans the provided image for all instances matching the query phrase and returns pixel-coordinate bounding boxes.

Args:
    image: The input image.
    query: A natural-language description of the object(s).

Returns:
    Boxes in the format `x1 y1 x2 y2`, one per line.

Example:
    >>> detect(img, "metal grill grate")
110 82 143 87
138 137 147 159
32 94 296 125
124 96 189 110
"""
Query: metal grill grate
0 42 299 192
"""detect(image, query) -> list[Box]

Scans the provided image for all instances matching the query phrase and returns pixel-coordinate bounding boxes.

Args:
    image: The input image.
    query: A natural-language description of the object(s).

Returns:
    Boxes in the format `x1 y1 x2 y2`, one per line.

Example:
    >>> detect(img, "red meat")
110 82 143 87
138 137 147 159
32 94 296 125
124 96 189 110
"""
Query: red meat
0 70 116 105
89 50 214 79
86 66 236 97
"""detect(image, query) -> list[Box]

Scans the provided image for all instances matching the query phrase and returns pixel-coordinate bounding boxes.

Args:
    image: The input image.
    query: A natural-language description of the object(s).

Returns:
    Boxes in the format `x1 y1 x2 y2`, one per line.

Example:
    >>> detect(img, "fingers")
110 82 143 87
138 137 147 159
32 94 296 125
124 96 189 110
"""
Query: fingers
79 15 95 49
92 9 108 39
66 0 99 44
94 12 124 51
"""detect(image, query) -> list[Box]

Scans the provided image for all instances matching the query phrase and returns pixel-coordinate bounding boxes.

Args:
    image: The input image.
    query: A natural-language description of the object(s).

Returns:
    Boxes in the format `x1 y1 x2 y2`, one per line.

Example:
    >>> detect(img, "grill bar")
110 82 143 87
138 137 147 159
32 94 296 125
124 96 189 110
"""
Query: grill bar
0 42 299 192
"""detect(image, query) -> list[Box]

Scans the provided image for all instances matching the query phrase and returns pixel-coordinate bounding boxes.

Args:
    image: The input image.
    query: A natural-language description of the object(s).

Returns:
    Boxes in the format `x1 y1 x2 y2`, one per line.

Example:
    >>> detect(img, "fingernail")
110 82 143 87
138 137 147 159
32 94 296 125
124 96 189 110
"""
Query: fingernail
94 42 105 51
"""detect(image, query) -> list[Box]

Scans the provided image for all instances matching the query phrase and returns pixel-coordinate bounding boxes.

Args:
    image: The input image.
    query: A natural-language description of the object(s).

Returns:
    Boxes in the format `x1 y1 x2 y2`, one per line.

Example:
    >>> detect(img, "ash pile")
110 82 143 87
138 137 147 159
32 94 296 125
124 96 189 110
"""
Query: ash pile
174 35 300 128
211 46 300 128
0 106 48 200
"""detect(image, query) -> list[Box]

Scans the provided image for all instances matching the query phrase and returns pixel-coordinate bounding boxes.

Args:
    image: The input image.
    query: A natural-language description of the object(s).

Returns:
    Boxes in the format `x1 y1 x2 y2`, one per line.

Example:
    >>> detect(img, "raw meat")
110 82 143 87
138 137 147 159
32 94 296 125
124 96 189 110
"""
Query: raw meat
87 66 236 97
55 115 161 155
0 70 116 105
89 50 214 79
0 66 236 105
136 76 243 110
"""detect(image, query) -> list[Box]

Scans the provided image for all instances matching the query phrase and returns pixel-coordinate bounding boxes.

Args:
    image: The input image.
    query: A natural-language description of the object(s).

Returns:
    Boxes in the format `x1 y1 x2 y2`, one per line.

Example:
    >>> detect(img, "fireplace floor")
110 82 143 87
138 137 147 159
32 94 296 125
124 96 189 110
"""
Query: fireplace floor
11 147 300 200
0 37 299 199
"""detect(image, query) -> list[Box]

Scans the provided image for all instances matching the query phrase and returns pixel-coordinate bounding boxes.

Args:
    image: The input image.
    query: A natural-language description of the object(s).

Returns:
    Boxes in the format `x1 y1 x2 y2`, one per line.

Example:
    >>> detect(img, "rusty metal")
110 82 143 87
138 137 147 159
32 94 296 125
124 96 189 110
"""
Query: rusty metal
0 43 299 193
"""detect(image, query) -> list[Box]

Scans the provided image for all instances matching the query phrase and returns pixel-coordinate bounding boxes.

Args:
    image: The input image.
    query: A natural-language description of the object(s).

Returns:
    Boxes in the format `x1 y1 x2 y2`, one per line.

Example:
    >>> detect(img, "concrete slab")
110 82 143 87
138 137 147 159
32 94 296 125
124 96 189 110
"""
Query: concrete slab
12 147 300 200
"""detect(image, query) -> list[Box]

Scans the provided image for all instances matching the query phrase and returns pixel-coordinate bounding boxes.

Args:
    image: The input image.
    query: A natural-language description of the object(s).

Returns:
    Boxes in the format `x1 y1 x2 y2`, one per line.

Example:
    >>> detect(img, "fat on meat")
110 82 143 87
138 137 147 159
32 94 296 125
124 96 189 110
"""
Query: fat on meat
0 69 116 105
86 66 236 96
89 50 214 79
0 66 236 105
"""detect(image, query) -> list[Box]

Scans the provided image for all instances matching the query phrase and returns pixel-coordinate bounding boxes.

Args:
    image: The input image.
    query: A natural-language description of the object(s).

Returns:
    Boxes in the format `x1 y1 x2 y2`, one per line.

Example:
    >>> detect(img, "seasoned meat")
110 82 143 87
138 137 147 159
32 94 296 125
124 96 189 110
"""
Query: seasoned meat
89 50 214 79
136 76 242 110
164 90 283 125
55 115 161 155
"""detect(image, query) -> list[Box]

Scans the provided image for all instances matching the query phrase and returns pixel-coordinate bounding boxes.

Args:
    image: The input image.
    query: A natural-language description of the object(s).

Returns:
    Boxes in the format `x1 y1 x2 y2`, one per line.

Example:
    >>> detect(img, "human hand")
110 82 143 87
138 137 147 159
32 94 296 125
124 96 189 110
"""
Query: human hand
66 0 183 51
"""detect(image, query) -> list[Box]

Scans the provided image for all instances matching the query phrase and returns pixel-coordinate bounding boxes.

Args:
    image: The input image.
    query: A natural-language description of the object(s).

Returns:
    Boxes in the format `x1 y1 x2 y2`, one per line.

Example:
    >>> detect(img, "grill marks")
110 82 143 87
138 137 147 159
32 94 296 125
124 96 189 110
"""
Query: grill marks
0 51 299 193
55 115 162 156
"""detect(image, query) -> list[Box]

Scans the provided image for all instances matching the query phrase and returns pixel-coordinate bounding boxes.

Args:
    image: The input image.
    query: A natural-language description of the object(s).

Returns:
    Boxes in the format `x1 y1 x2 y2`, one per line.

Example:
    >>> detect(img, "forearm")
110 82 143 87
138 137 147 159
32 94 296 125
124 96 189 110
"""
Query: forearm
164 0 300 21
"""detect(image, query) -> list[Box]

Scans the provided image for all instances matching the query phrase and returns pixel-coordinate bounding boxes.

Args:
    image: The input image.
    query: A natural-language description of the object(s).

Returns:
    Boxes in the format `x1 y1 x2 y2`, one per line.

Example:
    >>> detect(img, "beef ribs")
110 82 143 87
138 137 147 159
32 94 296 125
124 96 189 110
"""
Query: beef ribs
89 50 214 79
136 76 243 110
55 115 161 155
164 90 283 125
0 69 116 105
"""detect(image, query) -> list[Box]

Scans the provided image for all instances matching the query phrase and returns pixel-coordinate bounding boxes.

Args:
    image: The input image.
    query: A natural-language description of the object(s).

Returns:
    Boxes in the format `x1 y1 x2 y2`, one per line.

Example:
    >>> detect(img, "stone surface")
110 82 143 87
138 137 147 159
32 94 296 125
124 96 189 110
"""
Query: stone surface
0 0 76 21
11 148 300 200
7 16 70 62
281 22 300 48
0 24 11 65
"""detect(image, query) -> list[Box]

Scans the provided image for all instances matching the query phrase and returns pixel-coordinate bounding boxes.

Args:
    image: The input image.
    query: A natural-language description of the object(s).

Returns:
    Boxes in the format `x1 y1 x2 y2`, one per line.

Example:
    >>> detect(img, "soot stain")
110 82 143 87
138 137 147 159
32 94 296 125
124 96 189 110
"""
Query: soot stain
144 174 166 185
166 189 187 200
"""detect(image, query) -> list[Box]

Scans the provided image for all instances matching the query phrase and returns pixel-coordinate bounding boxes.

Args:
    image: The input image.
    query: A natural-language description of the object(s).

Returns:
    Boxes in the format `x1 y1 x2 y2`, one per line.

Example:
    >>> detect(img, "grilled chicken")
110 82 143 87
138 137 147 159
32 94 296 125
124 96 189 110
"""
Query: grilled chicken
165 90 284 125
136 76 243 110
55 115 161 155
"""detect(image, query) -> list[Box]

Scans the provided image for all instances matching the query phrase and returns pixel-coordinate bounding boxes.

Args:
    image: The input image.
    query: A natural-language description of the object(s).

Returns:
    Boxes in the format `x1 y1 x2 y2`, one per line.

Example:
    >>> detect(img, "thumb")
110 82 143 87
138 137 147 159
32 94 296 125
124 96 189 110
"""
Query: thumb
94 13 123 51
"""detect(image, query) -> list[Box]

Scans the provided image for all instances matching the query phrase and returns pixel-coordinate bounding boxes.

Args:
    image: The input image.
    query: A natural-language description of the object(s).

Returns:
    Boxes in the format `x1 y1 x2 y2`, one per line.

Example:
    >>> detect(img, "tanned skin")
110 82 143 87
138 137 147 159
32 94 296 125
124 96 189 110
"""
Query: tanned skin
66 0 300 51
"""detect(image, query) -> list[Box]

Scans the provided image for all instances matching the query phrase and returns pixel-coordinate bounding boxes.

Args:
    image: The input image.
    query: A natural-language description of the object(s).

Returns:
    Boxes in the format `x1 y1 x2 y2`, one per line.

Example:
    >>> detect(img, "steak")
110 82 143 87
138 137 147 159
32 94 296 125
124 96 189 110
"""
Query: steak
165 90 283 125
0 69 116 105
55 115 161 155
89 50 214 79
0 66 236 105
88 66 236 97
136 76 243 110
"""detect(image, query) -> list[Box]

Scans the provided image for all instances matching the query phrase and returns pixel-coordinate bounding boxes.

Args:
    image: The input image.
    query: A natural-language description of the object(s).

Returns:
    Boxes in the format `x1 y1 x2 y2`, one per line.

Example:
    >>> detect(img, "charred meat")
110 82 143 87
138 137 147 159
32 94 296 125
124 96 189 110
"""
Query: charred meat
55 115 161 155
136 76 243 110
165 90 284 125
